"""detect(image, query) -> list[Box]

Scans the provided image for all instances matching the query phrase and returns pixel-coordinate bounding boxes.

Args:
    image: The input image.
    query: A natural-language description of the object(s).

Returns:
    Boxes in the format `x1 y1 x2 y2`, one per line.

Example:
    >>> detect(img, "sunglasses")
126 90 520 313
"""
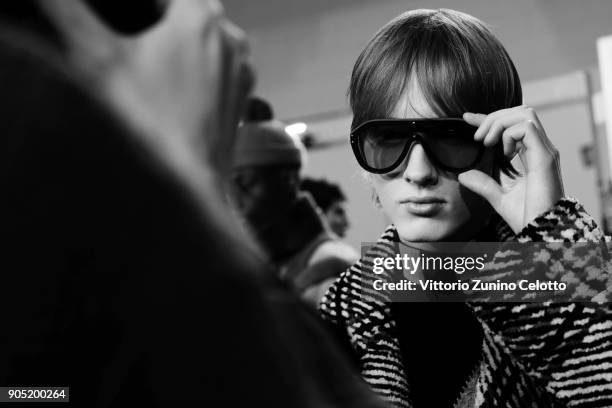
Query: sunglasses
350 118 485 174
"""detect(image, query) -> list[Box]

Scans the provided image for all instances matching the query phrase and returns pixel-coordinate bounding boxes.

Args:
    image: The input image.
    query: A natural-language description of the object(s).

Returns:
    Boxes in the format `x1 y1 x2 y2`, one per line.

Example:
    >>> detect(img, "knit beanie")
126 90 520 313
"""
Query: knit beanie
232 120 305 170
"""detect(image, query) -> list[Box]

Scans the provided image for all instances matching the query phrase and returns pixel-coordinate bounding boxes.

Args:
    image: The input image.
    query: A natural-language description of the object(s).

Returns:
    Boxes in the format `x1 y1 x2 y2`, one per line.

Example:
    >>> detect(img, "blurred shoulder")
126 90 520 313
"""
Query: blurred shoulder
309 239 359 266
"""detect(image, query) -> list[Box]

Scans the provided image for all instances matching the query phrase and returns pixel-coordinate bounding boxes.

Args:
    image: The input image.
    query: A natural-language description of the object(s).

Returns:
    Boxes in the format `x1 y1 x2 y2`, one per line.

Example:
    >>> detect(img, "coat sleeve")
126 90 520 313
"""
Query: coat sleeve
468 197 612 406
319 259 412 408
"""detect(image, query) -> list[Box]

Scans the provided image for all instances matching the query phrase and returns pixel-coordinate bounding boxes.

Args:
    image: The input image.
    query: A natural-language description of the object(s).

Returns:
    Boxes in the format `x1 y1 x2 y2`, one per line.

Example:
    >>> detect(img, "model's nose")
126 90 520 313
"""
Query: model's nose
401 142 438 186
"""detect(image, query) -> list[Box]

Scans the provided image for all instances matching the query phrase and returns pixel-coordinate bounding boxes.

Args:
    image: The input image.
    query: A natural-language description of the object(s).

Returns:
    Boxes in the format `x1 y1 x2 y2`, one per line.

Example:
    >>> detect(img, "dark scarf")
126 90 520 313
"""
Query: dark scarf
388 214 514 407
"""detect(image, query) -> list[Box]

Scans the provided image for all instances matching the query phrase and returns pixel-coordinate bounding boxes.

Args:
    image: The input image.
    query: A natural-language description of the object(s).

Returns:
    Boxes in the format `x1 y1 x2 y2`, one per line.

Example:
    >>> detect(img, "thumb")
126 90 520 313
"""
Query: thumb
458 169 503 210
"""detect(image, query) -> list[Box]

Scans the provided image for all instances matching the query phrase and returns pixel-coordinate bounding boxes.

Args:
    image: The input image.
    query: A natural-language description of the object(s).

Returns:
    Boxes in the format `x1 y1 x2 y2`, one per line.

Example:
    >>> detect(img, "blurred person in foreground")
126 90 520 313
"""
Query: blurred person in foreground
231 97 359 307
301 177 351 238
0 1 385 407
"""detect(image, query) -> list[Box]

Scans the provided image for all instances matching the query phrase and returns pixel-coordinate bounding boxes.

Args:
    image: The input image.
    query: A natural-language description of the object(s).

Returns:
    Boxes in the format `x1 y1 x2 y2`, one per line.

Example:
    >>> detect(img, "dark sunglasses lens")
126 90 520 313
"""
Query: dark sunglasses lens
355 121 482 173
359 127 408 171
424 129 481 170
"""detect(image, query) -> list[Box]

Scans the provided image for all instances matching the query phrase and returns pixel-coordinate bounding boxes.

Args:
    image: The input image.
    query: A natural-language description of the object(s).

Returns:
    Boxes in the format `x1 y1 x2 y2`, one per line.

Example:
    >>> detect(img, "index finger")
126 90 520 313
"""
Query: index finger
463 112 486 128
468 106 524 140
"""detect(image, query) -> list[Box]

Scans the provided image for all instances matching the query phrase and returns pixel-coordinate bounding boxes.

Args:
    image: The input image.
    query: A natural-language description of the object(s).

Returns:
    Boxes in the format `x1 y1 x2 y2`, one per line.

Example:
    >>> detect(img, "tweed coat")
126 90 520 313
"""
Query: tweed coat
320 197 612 407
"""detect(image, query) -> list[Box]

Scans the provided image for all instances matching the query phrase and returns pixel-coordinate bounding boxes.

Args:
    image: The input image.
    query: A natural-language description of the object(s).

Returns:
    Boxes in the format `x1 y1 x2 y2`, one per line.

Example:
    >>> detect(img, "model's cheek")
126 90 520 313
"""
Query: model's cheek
374 184 396 215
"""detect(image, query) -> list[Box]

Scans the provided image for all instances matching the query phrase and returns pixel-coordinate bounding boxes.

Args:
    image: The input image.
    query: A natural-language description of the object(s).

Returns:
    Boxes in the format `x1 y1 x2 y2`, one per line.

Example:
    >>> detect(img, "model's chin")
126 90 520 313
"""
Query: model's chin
394 216 460 243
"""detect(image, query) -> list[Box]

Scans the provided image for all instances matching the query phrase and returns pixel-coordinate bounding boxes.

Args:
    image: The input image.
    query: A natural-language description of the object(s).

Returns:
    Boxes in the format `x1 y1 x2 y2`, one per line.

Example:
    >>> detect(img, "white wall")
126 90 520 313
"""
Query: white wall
224 0 612 119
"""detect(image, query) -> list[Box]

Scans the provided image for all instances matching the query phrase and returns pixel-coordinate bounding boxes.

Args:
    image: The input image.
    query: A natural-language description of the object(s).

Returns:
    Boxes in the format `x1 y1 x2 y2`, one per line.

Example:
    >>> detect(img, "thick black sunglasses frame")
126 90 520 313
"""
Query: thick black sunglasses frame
350 118 485 174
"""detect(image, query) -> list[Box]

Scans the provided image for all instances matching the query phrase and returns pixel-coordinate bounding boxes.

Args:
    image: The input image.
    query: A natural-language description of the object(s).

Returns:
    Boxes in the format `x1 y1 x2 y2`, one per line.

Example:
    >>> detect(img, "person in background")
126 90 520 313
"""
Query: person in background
231 97 359 306
301 177 351 238
0 1 386 407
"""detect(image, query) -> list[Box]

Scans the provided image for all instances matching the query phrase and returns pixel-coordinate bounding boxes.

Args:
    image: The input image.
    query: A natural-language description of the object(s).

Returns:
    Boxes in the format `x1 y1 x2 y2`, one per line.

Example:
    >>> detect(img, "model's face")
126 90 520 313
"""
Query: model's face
325 200 349 238
369 85 495 243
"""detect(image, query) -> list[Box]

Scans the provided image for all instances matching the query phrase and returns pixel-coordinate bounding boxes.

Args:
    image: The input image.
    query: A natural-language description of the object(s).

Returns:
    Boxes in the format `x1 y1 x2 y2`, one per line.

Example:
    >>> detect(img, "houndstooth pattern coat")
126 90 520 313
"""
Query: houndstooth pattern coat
319 197 612 407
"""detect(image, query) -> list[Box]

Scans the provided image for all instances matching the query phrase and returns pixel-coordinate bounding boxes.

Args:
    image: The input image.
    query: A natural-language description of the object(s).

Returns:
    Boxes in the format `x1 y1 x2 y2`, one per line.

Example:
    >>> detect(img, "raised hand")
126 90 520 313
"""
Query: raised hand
458 106 564 233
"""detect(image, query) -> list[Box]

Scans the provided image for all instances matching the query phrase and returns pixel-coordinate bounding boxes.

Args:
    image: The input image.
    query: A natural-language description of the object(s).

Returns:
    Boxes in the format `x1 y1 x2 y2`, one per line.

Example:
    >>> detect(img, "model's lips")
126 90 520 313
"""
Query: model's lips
399 197 445 216
399 197 446 204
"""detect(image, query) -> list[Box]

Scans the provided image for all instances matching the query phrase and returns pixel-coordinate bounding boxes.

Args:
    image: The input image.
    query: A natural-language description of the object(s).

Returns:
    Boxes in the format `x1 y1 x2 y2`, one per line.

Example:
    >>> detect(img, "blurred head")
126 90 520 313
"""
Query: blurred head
245 96 274 122
231 97 306 228
0 0 168 51
33 0 253 182
350 8 522 242
231 165 301 228
301 178 349 238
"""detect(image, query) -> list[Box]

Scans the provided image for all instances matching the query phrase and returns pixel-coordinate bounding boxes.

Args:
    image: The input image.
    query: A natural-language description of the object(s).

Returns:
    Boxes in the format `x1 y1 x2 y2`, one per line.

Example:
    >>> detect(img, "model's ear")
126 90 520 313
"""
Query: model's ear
374 194 383 208
82 0 168 35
